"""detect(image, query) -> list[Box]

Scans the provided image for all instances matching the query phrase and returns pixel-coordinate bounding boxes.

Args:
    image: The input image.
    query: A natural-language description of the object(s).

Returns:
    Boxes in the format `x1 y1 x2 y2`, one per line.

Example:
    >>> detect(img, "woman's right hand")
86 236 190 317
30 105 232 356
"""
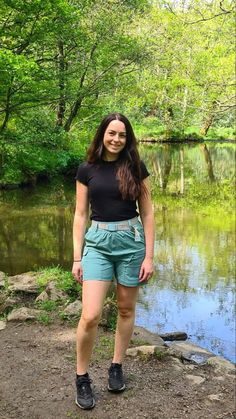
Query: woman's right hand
72 261 83 284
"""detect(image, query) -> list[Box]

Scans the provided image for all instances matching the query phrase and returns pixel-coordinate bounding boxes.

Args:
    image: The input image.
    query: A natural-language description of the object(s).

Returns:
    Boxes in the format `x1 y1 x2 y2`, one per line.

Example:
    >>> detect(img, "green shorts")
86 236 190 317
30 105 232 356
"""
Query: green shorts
81 217 146 287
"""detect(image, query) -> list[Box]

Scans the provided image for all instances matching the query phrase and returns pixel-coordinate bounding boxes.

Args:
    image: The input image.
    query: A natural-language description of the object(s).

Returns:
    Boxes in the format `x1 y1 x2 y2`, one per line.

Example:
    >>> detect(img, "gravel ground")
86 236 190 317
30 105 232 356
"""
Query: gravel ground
0 321 235 419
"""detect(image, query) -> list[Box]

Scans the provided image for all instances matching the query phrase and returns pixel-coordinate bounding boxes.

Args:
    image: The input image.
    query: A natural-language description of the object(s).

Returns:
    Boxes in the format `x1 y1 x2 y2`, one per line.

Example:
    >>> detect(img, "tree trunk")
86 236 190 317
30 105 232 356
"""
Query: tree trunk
0 87 12 132
56 41 66 127
163 107 174 139
64 97 83 132
200 101 217 136
200 144 215 182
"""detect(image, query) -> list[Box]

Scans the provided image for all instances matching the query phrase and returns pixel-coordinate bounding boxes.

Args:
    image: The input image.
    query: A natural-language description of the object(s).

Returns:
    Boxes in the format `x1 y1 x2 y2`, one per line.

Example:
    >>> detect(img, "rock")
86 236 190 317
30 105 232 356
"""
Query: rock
0 320 6 330
45 281 68 301
8 272 40 294
171 357 184 371
159 331 188 341
132 326 165 347
7 307 42 321
207 394 223 402
126 345 167 357
35 291 49 302
207 356 235 375
169 342 214 364
0 271 5 288
63 300 82 316
185 374 205 385
0 296 22 314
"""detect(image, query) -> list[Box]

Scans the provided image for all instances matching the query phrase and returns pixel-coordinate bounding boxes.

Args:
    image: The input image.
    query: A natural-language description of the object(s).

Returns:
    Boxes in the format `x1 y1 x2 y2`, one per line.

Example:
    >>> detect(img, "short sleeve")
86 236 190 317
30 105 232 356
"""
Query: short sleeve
75 162 89 185
140 160 150 180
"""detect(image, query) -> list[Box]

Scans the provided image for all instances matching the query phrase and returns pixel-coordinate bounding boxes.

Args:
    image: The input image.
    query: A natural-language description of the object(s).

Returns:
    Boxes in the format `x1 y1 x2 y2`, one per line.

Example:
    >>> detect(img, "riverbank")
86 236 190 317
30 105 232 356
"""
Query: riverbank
0 271 235 418
0 320 235 419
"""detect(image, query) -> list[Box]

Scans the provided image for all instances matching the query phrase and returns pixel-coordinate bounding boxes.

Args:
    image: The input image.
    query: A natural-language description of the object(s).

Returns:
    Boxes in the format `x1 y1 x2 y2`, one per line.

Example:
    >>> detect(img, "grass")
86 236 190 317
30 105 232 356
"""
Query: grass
36 266 81 300
36 313 52 325
93 334 115 361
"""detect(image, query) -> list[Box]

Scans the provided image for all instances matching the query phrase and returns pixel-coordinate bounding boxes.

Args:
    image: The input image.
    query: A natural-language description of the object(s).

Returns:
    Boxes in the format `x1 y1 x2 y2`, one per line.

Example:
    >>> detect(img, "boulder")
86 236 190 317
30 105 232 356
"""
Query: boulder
0 295 22 314
159 331 188 341
126 345 167 357
169 342 214 364
7 307 42 321
63 300 82 316
207 356 235 375
8 272 40 294
45 281 68 301
132 326 165 347
35 291 49 302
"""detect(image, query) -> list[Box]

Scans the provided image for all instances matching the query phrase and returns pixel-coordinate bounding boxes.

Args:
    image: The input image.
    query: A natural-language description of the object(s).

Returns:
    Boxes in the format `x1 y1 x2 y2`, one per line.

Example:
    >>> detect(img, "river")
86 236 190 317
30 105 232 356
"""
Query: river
0 142 235 362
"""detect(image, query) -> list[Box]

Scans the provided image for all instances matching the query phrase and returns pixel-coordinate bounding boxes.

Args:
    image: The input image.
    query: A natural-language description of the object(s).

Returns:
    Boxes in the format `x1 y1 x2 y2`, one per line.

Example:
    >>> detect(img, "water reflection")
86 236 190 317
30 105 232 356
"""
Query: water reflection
0 143 235 362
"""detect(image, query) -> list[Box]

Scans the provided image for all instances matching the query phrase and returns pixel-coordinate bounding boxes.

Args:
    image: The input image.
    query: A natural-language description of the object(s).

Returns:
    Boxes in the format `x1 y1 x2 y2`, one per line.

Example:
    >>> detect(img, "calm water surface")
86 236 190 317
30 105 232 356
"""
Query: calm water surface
0 142 235 362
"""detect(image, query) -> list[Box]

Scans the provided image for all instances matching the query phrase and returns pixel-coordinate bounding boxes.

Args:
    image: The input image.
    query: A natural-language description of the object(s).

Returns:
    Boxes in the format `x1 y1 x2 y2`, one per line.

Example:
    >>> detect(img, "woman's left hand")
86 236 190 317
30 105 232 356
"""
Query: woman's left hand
139 257 154 283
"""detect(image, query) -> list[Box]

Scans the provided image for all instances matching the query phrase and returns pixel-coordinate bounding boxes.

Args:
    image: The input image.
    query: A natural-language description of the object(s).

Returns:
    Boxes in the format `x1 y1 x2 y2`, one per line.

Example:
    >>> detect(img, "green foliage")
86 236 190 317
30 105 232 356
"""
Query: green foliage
0 0 234 184
35 300 60 312
36 313 52 325
37 266 81 299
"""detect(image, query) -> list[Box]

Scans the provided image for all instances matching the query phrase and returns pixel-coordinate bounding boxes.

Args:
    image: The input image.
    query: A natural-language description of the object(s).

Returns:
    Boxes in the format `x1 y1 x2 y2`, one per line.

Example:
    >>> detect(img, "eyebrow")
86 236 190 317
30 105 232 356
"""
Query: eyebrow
109 130 126 134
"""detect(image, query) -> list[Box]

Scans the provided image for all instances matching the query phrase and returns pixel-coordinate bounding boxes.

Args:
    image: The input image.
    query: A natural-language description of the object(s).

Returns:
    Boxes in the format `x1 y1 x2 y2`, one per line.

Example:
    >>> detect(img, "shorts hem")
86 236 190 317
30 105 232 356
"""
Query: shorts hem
82 278 113 282
117 279 144 287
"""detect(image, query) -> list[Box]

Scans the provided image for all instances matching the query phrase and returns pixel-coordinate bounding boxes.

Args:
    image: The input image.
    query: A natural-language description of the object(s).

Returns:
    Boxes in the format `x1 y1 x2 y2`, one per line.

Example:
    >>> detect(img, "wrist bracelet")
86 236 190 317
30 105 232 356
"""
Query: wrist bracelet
74 260 81 262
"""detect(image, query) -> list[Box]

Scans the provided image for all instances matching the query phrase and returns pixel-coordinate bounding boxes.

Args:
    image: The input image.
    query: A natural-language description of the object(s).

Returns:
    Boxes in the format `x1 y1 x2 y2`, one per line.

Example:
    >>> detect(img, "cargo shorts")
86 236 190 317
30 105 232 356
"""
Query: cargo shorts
81 217 146 287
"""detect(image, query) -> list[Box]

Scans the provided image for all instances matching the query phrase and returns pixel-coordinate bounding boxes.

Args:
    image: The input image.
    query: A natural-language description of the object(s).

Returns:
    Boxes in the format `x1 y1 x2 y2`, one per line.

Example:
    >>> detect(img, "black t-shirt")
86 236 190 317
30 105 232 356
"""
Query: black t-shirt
75 160 150 221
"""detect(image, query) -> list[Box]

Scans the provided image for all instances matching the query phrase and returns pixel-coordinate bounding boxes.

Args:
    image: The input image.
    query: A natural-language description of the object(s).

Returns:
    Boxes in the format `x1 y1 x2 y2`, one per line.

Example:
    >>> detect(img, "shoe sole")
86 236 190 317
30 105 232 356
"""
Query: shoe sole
75 397 95 410
107 383 126 393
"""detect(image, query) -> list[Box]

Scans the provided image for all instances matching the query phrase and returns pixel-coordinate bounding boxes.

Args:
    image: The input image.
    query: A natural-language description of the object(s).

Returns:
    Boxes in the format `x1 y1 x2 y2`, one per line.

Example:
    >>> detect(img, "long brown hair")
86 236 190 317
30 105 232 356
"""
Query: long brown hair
87 113 143 200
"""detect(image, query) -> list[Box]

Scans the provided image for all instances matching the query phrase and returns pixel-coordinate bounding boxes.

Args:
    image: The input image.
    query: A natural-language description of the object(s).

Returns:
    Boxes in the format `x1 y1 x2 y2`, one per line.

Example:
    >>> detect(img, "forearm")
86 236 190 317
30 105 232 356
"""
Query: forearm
141 212 155 260
73 213 88 261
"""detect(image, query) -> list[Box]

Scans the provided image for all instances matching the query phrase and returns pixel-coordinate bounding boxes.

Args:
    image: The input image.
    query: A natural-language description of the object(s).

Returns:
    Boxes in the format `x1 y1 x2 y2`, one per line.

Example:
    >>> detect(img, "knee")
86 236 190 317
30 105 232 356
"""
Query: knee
117 305 135 319
80 312 100 330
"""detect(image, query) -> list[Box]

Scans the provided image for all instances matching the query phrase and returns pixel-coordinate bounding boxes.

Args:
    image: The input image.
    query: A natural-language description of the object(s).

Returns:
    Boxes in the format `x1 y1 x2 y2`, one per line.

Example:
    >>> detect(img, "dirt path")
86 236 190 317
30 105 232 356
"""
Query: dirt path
0 321 235 419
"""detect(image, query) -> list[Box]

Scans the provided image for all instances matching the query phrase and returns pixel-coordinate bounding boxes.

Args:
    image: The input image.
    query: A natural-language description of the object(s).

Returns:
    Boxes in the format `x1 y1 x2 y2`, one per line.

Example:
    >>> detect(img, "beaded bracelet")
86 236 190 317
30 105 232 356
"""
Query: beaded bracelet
74 260 81 262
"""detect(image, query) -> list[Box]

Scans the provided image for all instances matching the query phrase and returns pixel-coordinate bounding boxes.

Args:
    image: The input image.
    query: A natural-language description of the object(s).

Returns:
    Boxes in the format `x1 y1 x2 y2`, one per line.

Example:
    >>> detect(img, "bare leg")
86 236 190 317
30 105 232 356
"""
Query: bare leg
112 284 139 364
76 280 111 375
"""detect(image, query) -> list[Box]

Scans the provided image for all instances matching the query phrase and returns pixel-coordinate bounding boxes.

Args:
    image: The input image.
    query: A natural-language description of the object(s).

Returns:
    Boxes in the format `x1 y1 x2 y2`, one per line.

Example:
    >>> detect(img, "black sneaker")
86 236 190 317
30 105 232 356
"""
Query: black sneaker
108 363 126 392
75 373 95 410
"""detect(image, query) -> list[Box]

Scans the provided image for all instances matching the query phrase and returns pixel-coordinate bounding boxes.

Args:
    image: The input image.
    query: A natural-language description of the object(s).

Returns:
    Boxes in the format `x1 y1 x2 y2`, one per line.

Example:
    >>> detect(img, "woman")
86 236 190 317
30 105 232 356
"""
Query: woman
72 112 155 410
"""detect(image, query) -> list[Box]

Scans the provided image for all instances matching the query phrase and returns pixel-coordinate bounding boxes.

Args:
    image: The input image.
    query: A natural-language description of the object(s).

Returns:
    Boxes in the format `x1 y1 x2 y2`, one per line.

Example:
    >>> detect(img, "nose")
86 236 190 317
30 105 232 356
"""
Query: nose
113 133 120 142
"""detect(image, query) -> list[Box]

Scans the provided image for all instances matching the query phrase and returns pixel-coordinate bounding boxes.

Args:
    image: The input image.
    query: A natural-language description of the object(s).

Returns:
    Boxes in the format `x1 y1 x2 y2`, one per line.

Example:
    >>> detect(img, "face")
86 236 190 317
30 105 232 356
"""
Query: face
102 119 126 161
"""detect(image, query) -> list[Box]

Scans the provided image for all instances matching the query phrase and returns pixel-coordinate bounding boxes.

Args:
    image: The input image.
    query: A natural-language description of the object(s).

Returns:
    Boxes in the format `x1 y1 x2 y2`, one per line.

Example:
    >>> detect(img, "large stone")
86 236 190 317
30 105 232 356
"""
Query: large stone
45 281 68 301
159 331 188 341
63 300 82 316
0 320 6 330
0 271 5 288
126 345 167 357
132 326 165 347
0 295 22 314
169 342 214 364
35 291 49 302
8 272 40 294
7 307 42 321
207 356 235 375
